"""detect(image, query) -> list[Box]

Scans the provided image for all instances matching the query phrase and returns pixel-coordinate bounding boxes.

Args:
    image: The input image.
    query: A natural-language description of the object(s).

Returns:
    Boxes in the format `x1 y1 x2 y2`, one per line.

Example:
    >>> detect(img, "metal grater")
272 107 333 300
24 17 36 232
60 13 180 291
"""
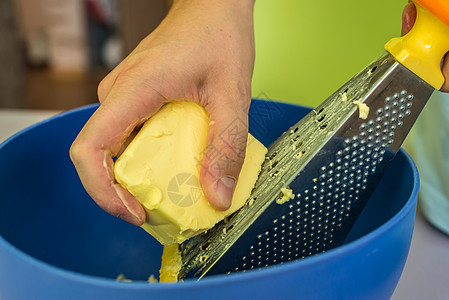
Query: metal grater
178 51 434 279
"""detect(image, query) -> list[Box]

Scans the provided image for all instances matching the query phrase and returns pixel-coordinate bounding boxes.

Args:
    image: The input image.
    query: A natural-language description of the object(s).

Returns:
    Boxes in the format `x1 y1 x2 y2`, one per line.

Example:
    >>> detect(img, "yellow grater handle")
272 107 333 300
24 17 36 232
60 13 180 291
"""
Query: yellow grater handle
385 0 449 90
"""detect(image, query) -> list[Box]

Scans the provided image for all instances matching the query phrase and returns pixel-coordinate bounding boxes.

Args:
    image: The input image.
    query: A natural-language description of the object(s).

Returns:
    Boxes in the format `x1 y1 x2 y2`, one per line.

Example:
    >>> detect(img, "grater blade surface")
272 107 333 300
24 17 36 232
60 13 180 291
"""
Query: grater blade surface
178 52 434 279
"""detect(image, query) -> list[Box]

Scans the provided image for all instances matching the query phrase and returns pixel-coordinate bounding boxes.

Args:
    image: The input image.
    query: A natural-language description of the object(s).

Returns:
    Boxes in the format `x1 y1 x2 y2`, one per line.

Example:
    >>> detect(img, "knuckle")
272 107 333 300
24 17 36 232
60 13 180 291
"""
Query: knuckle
69 139 88 166
97 77 110 102
205 142 246 178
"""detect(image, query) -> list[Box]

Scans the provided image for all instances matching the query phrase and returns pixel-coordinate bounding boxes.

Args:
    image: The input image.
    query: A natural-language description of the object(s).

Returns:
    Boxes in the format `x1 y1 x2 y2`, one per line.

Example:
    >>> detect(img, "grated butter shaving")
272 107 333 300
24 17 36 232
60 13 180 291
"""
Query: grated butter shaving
276 187 295 205
353 99 369 119
116 273 132 283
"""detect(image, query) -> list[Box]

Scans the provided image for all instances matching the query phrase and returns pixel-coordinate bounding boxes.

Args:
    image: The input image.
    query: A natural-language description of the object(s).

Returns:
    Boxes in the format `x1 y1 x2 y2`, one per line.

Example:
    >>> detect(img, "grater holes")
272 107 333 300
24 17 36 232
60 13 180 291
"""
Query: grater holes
360 123 367 131
392 101 399 109
270 169 280 178
314 107 325 116
316 114 326 122
200 240 211 251
392 110 399 119
291 134 301 142
238 89 416 272
268 151 278 161
225 224 235 233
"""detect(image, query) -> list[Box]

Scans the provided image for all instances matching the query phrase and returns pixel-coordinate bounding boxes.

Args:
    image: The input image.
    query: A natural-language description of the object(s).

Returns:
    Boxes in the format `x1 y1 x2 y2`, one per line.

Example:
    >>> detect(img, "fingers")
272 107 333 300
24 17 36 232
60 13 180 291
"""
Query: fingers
401 2 416 36
70 77 165 225
401 2 449 92
199 94 250 211
440 55 449 92
70 139 145 226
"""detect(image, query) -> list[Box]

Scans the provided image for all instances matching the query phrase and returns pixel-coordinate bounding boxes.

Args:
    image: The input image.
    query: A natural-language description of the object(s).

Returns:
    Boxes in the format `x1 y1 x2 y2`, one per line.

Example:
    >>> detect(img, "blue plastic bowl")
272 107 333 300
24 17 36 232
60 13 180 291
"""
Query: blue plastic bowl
0 100 418 300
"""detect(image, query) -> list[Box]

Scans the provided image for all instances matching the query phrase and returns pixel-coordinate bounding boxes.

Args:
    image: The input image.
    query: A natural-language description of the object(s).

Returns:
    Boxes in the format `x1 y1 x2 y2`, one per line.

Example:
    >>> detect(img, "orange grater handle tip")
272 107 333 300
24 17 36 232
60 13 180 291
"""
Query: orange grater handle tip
415 0 449 28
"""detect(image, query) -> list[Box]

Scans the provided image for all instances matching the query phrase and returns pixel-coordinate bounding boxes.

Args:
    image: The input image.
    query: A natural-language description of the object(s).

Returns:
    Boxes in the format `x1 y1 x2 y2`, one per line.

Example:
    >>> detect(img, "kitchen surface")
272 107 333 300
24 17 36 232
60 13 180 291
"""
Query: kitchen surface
1 0 449 298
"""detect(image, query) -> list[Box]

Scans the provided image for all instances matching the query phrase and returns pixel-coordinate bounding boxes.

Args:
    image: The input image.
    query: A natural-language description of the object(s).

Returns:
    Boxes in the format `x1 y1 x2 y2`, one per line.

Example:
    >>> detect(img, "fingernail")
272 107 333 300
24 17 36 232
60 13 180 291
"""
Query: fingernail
118 212 144 226
215 176 236 210
113 184 145 226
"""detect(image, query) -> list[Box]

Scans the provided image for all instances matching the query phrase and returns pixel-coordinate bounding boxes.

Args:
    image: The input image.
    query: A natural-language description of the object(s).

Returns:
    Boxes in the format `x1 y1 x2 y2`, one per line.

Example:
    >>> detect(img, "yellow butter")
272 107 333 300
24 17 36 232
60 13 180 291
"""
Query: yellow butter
159 244 182 282
353 99 370 120
114 101 267 245
276 187 295 205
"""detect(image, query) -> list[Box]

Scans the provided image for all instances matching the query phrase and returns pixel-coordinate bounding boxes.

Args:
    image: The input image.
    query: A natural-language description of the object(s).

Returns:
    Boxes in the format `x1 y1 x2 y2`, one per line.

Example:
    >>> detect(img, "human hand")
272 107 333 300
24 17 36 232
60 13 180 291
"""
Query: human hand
70 0 255 226
401 1 449 92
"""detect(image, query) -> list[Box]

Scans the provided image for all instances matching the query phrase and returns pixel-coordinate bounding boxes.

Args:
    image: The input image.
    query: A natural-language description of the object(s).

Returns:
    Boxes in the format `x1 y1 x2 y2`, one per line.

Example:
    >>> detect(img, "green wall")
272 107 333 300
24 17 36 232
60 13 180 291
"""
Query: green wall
252 0 407 107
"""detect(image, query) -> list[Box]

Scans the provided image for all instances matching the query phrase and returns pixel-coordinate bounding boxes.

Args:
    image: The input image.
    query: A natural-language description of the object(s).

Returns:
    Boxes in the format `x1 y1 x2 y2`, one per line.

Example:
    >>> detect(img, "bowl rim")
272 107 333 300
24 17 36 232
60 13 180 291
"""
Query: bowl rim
0 103 419 290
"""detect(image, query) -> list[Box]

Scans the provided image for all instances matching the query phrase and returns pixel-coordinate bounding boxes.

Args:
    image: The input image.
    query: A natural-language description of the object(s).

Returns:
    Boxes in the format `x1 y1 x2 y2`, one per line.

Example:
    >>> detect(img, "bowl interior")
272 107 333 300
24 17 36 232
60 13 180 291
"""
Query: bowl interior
0 100 417 282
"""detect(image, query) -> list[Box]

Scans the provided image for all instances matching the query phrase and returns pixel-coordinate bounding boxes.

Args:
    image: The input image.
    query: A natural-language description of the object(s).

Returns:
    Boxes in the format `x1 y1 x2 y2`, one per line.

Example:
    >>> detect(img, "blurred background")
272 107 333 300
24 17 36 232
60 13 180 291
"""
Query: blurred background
0 0 406 111
1 0 167 110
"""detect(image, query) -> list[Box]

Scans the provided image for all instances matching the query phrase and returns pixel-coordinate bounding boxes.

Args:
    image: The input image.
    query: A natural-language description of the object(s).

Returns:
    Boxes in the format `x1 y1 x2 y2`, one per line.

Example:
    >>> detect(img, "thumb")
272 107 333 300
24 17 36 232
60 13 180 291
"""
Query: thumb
200 99 249 211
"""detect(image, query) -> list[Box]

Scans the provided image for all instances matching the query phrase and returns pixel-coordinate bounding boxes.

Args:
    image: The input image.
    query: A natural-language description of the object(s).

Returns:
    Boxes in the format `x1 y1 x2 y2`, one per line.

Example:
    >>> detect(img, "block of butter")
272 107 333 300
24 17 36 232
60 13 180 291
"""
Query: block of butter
114 101 267 245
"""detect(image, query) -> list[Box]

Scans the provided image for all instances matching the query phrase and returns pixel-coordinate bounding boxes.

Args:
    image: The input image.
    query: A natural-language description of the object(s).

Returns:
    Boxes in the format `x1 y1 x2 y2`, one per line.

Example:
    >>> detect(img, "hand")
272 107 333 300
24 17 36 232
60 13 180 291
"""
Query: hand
70 0 255 226
402 1 449 92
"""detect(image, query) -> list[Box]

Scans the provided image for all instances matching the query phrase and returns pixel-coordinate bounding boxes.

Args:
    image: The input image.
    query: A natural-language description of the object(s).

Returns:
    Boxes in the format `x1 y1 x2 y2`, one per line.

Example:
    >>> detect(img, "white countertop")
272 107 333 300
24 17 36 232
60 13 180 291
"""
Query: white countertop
1 109 448 299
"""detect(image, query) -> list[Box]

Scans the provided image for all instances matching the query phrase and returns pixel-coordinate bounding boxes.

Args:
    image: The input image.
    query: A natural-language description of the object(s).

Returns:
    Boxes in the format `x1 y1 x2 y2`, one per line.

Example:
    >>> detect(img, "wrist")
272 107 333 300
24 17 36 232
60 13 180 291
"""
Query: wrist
171 0 254 15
